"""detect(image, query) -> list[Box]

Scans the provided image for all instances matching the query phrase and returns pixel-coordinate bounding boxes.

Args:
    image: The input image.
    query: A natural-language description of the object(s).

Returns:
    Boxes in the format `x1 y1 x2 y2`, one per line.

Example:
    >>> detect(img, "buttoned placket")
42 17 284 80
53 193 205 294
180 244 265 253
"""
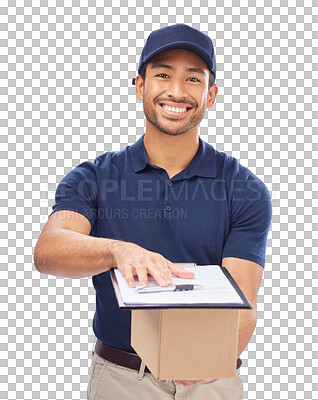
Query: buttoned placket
165 179 174 216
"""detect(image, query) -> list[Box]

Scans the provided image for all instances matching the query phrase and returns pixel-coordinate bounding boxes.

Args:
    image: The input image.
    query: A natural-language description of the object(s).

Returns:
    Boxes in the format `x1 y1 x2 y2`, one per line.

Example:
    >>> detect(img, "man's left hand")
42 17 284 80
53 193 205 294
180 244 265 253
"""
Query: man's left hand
175 378 219 386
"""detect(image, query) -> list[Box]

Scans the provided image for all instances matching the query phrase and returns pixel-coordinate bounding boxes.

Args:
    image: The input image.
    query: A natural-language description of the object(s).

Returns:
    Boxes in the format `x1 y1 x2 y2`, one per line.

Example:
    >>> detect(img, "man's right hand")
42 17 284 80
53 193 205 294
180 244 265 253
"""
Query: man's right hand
112 241 195 288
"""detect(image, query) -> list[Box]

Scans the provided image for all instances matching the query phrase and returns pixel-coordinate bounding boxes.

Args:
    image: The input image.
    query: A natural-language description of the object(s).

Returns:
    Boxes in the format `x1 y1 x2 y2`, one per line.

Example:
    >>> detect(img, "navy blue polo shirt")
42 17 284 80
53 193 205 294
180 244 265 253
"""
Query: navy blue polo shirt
51 134 272 353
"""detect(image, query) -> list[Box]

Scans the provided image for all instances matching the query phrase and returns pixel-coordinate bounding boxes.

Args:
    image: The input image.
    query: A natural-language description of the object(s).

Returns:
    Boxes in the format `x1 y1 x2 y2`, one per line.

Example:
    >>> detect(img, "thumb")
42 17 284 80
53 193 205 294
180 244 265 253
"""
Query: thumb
165 261 195 279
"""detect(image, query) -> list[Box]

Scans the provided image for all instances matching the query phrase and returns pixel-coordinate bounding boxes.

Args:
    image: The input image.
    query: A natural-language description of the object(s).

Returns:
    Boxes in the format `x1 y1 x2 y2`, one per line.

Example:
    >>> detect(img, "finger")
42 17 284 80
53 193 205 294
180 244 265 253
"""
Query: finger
146 261 172 287
166 261 195 279
120 264 135 288
175 380 194 386
175 378 218 386
134 265 149 287
161 260 173 284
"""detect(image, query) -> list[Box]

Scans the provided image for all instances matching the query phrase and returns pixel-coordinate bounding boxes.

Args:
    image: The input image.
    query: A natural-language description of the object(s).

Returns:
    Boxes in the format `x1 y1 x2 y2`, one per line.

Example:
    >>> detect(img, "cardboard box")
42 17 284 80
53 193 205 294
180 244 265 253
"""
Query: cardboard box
131 307 240 380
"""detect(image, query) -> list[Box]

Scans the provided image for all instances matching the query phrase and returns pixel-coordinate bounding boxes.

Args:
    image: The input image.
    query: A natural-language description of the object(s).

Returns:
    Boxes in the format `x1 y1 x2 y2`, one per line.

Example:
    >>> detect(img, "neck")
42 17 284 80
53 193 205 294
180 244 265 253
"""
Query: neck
143 123 200 177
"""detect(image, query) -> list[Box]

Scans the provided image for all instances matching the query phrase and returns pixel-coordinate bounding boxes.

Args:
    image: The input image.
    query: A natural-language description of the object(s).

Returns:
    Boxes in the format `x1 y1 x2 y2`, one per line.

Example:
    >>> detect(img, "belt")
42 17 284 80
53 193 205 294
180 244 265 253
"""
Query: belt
94 339 242 374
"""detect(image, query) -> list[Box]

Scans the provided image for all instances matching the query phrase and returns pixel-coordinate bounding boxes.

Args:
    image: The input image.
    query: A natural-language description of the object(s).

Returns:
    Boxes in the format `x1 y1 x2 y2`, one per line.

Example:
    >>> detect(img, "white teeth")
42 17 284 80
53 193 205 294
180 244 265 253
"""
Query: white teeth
162 105 187 113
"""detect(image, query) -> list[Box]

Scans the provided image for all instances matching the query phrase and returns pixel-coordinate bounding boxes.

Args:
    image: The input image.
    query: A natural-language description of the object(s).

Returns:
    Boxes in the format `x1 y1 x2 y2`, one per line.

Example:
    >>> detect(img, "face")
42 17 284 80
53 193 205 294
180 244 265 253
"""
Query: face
135 49 218 136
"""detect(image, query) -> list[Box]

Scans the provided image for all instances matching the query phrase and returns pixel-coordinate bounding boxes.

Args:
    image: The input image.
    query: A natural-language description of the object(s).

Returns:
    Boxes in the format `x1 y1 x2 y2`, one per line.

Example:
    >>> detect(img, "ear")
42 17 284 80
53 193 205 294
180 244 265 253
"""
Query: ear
207 84 218 109
135 75 144 101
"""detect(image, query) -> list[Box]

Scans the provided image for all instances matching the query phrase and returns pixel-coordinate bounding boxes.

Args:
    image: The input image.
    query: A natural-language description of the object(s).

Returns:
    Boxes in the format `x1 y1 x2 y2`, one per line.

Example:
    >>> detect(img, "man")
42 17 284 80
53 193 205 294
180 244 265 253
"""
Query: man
34 24 272 400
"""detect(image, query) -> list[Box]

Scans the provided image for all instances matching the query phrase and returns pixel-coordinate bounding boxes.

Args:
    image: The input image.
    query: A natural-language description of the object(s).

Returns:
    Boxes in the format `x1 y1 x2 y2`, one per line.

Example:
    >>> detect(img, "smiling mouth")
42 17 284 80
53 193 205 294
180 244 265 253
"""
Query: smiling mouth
159 103 193 117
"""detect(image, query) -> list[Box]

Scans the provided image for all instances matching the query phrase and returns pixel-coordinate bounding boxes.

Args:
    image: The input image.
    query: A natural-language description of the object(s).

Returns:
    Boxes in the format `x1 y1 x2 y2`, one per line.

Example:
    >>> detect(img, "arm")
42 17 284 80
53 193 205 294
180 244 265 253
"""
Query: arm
34 210 194 283
221 173 271 357
34 210 119 279
221 257 264 358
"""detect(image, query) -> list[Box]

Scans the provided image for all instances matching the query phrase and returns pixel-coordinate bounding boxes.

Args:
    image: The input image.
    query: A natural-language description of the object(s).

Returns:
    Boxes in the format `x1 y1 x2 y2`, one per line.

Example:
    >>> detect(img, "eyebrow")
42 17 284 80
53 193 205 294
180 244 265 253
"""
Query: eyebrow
150 62 206 77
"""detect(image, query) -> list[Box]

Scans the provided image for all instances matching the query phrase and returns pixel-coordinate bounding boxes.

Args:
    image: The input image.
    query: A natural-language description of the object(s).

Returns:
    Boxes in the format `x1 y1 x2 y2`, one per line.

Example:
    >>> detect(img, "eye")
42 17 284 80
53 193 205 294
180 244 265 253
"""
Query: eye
188 77 200 82
156 73 169 78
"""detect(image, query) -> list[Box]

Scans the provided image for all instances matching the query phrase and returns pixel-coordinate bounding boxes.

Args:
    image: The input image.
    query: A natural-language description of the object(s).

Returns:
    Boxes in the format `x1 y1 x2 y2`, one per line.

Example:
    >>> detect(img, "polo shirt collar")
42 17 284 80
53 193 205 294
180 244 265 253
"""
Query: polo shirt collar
129 134 217 179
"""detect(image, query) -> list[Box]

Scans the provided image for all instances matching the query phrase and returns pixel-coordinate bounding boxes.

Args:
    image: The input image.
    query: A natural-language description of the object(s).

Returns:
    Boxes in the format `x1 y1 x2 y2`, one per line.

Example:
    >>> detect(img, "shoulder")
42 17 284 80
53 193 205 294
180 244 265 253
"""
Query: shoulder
93 149 117 169
93 145 130 176
213 148 251 184
211 146 270 195
60 144 132 185
207 144 272 216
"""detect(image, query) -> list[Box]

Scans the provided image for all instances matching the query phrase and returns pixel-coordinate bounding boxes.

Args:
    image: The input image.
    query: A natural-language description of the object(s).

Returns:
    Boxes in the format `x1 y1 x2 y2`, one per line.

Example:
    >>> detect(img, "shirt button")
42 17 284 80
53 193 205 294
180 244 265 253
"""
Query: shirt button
165 204 172 212
168 181 173 187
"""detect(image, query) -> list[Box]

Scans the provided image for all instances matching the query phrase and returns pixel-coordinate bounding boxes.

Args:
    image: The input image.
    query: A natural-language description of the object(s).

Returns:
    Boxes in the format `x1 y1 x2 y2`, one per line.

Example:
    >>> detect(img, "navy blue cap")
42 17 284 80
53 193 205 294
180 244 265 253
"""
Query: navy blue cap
132 24 216 85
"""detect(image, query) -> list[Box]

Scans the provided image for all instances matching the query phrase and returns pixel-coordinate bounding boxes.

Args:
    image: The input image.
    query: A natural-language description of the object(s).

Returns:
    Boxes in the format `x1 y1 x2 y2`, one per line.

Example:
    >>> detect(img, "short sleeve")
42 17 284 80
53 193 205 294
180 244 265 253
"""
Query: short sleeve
50 161 98 229
222 173 272 268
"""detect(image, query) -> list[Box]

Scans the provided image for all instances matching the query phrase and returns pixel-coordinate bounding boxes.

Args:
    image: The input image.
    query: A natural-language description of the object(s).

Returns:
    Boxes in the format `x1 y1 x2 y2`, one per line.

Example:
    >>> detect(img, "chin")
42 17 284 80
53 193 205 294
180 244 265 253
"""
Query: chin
152 122 192 136
162 130 187 136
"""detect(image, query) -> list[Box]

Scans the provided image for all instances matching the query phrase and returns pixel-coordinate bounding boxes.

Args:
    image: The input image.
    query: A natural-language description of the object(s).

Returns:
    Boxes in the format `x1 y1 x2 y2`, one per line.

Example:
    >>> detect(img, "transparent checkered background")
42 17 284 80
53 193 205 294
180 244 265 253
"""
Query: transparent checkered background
0 1 317 399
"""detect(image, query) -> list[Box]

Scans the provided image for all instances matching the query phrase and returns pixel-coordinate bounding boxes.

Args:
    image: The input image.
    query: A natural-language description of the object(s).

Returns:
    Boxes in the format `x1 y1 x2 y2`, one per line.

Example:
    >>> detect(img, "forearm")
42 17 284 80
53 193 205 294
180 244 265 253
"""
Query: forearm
34 228 122 279
237 307 257 358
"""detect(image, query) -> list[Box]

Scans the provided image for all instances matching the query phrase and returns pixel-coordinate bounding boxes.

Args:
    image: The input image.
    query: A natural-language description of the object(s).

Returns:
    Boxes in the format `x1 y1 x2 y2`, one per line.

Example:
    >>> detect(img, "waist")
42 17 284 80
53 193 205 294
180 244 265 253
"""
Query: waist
94 339 242 373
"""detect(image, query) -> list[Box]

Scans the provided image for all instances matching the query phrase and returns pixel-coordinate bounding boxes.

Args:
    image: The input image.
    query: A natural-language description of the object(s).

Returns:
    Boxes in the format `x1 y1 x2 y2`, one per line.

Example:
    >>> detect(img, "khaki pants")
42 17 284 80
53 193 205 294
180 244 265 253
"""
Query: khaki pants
87 346 244 400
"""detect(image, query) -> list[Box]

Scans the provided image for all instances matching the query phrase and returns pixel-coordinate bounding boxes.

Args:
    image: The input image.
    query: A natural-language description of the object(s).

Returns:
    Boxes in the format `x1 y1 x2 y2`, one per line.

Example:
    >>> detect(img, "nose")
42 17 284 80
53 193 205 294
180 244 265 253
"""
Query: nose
166 78 187 100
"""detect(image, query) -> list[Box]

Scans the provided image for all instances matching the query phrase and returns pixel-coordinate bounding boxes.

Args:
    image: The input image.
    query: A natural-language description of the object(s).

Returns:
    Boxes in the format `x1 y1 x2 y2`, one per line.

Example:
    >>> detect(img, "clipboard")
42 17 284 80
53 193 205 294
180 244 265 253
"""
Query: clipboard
110 264 252 310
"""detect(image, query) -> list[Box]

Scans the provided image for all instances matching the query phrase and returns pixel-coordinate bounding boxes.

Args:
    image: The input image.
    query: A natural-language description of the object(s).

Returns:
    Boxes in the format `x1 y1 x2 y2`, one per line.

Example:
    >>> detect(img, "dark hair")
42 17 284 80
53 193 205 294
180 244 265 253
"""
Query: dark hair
139 62 215 89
